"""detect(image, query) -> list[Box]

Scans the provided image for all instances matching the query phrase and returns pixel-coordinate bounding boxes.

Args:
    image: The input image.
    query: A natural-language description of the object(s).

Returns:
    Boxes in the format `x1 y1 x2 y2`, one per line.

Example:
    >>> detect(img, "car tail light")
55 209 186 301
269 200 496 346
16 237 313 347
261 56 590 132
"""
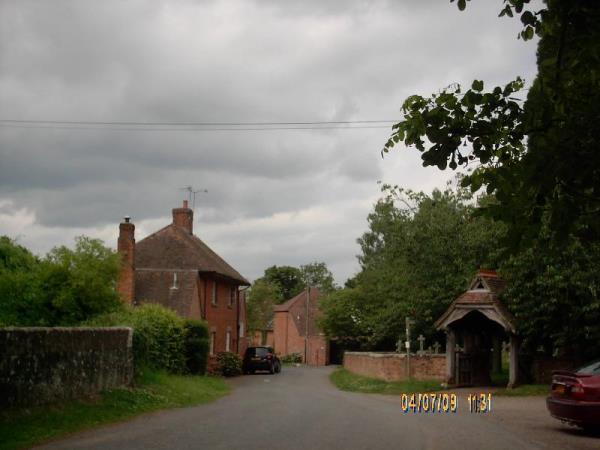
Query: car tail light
570 382 586 400
267 353 273 360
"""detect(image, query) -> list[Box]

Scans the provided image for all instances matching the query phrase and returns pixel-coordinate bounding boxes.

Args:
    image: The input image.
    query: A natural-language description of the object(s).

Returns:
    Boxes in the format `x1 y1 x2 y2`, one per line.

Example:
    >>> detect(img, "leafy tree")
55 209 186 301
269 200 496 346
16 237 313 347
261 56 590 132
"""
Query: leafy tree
0 236 38 271
383 0 600 248
300 262 337 293
318 288 371 349
246 279 281 331
501 237 600 361
263 265 304 301
37 236 122 325
0 236 122 326
0 237 40 325
320 183 504 349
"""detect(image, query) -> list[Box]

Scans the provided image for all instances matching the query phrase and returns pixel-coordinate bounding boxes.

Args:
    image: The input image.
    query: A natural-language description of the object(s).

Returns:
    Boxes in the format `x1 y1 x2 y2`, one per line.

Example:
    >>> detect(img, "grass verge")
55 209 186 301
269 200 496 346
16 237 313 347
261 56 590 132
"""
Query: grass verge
494 384 549 396
0 369 230 450
330 367 443 395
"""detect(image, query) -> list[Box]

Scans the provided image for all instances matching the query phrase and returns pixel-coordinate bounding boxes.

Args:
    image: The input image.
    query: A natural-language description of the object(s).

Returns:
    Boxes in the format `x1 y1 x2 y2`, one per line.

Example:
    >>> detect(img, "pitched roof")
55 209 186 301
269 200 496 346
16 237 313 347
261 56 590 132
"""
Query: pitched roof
273 287 321 312
471 269 506 295
435 270 515 333
274 288 323 336
135 224 250 285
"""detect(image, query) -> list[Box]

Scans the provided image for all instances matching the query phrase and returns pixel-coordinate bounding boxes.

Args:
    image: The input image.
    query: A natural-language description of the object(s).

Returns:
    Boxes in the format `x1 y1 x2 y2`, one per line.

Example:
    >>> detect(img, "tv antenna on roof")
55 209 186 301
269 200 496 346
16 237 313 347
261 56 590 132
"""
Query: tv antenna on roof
179 186 208 211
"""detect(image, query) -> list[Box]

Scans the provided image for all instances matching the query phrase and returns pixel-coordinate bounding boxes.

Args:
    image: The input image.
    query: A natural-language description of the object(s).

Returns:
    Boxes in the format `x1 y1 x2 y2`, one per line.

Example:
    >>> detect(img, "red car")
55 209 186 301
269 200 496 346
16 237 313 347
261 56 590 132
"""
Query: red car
547 359 600 431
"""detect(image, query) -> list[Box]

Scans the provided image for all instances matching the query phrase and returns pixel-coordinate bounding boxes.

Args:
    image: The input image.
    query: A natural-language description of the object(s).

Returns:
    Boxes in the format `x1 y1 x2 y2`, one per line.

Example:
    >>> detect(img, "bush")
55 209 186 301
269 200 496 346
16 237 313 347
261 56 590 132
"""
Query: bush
88 304 187 374
281 352 303 364
215 352 242 377
184 319 210 375
130 305 187 373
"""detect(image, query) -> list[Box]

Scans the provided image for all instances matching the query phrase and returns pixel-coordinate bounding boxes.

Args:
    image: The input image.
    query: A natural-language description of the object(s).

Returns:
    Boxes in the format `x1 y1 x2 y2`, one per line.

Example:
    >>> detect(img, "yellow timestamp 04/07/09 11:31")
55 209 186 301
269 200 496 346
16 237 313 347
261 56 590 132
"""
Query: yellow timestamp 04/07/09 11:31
400 393 493 414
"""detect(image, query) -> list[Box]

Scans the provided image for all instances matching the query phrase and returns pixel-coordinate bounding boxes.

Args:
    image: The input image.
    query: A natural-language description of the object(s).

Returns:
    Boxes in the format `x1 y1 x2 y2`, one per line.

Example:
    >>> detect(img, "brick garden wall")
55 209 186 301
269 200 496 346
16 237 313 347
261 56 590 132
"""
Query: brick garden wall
344 352 445 382
0 327 133 408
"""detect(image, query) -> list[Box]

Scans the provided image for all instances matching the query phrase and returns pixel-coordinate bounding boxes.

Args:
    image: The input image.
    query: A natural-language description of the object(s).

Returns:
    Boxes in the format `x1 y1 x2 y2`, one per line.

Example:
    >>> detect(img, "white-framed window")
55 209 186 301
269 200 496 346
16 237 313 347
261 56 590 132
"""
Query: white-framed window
225 330 231 352
228 286 236 307
212 281 217 305
210 331 216 355
239 322 245 338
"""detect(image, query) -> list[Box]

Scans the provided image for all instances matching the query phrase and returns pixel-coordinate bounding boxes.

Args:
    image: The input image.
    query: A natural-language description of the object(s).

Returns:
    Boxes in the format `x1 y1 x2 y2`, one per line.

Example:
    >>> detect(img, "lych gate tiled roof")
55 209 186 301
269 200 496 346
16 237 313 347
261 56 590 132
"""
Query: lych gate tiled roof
135 224 250 285
435 270 515 333
454 290 495 304
474 269 507 296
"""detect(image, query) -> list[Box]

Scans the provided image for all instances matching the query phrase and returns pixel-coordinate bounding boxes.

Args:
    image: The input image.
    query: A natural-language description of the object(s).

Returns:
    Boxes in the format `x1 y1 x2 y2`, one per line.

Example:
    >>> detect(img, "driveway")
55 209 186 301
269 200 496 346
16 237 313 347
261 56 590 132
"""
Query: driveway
37 366 599 450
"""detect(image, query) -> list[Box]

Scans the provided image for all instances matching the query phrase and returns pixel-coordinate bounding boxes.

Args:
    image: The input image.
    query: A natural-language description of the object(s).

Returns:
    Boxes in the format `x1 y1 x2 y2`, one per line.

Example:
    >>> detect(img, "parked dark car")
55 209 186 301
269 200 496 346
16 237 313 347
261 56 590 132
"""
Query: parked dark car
243 346 281 374
547 359 600 431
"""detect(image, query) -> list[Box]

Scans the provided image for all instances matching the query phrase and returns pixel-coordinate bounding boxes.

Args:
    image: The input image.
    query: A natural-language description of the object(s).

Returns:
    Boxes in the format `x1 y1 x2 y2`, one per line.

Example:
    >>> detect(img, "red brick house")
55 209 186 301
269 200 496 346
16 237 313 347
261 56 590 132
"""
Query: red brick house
117 200 250 356
273 288 329 366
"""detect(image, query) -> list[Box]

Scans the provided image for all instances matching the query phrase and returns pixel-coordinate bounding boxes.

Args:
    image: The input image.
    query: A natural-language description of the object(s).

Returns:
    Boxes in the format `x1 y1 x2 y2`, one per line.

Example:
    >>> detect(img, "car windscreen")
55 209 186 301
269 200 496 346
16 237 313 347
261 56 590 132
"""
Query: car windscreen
246 347 269 357
576 359 600 375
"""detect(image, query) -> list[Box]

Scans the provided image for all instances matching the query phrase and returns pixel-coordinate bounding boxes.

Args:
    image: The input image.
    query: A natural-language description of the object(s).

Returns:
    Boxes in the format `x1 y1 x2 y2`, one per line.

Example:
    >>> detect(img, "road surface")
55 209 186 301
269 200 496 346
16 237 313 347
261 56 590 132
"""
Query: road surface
37 366 599 450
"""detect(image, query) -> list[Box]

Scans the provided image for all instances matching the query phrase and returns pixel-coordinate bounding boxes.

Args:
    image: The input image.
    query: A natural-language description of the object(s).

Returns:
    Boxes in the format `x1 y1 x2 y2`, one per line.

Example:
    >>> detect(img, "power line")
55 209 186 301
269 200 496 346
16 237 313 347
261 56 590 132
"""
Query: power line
0 122 393 132
0 118 396 126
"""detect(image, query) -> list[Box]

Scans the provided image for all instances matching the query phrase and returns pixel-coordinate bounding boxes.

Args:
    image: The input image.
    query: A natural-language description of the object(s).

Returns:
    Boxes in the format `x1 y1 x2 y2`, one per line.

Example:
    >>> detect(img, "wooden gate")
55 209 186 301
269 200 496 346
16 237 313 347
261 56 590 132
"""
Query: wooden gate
456 352 473 385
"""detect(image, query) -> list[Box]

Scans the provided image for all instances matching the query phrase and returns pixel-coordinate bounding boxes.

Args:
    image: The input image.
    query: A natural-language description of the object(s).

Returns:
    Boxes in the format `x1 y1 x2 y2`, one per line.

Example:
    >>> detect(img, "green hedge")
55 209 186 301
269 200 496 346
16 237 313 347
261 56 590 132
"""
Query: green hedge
183 319 210 375
88 305 209 375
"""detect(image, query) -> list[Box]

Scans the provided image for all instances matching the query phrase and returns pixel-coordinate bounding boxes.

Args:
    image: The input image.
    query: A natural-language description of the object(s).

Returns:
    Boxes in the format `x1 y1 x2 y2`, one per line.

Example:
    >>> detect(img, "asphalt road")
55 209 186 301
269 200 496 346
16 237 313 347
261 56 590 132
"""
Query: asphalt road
37 366 599 450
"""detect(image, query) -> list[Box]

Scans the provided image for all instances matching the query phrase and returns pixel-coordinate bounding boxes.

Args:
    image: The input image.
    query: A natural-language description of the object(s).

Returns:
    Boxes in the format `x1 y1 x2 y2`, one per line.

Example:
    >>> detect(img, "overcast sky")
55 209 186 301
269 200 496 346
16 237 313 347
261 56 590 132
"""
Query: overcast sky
0 0 538 285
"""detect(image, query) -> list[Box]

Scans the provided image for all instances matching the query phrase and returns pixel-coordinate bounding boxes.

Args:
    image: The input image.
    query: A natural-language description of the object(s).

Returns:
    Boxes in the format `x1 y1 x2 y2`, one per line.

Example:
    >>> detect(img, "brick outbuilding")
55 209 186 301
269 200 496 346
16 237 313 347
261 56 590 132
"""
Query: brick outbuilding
273 288 329 366
117 200 250 356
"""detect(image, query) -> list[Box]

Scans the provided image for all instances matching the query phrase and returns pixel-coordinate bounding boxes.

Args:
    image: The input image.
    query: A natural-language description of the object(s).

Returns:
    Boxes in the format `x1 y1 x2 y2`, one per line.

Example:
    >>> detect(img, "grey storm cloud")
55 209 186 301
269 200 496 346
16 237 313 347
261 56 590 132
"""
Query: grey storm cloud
0 0 538 282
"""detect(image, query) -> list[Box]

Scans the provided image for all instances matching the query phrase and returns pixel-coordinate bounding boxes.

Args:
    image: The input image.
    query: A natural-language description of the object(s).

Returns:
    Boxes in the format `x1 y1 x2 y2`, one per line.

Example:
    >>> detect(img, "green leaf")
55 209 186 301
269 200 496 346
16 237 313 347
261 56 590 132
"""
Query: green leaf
524 26 534 40
471 80 484 92
520 11 535 26
457 0 466 11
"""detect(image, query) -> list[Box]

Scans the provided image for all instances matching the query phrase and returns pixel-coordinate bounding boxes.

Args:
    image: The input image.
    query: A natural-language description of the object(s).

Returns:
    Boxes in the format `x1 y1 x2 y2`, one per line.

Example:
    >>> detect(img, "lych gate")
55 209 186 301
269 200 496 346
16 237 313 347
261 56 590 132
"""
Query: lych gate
435 270 520 388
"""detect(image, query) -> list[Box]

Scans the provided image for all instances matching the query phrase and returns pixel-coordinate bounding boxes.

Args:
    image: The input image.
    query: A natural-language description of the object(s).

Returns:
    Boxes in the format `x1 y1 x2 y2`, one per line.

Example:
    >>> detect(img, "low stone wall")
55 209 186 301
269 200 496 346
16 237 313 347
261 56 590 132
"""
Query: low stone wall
344 352 445 382
0 327 133 408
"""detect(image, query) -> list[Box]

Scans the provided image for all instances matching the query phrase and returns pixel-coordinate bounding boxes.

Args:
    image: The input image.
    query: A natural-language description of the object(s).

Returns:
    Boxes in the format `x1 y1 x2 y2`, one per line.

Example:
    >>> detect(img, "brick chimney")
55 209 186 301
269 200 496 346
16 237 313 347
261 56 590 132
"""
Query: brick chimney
117 216 135 305
172 200 193 234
